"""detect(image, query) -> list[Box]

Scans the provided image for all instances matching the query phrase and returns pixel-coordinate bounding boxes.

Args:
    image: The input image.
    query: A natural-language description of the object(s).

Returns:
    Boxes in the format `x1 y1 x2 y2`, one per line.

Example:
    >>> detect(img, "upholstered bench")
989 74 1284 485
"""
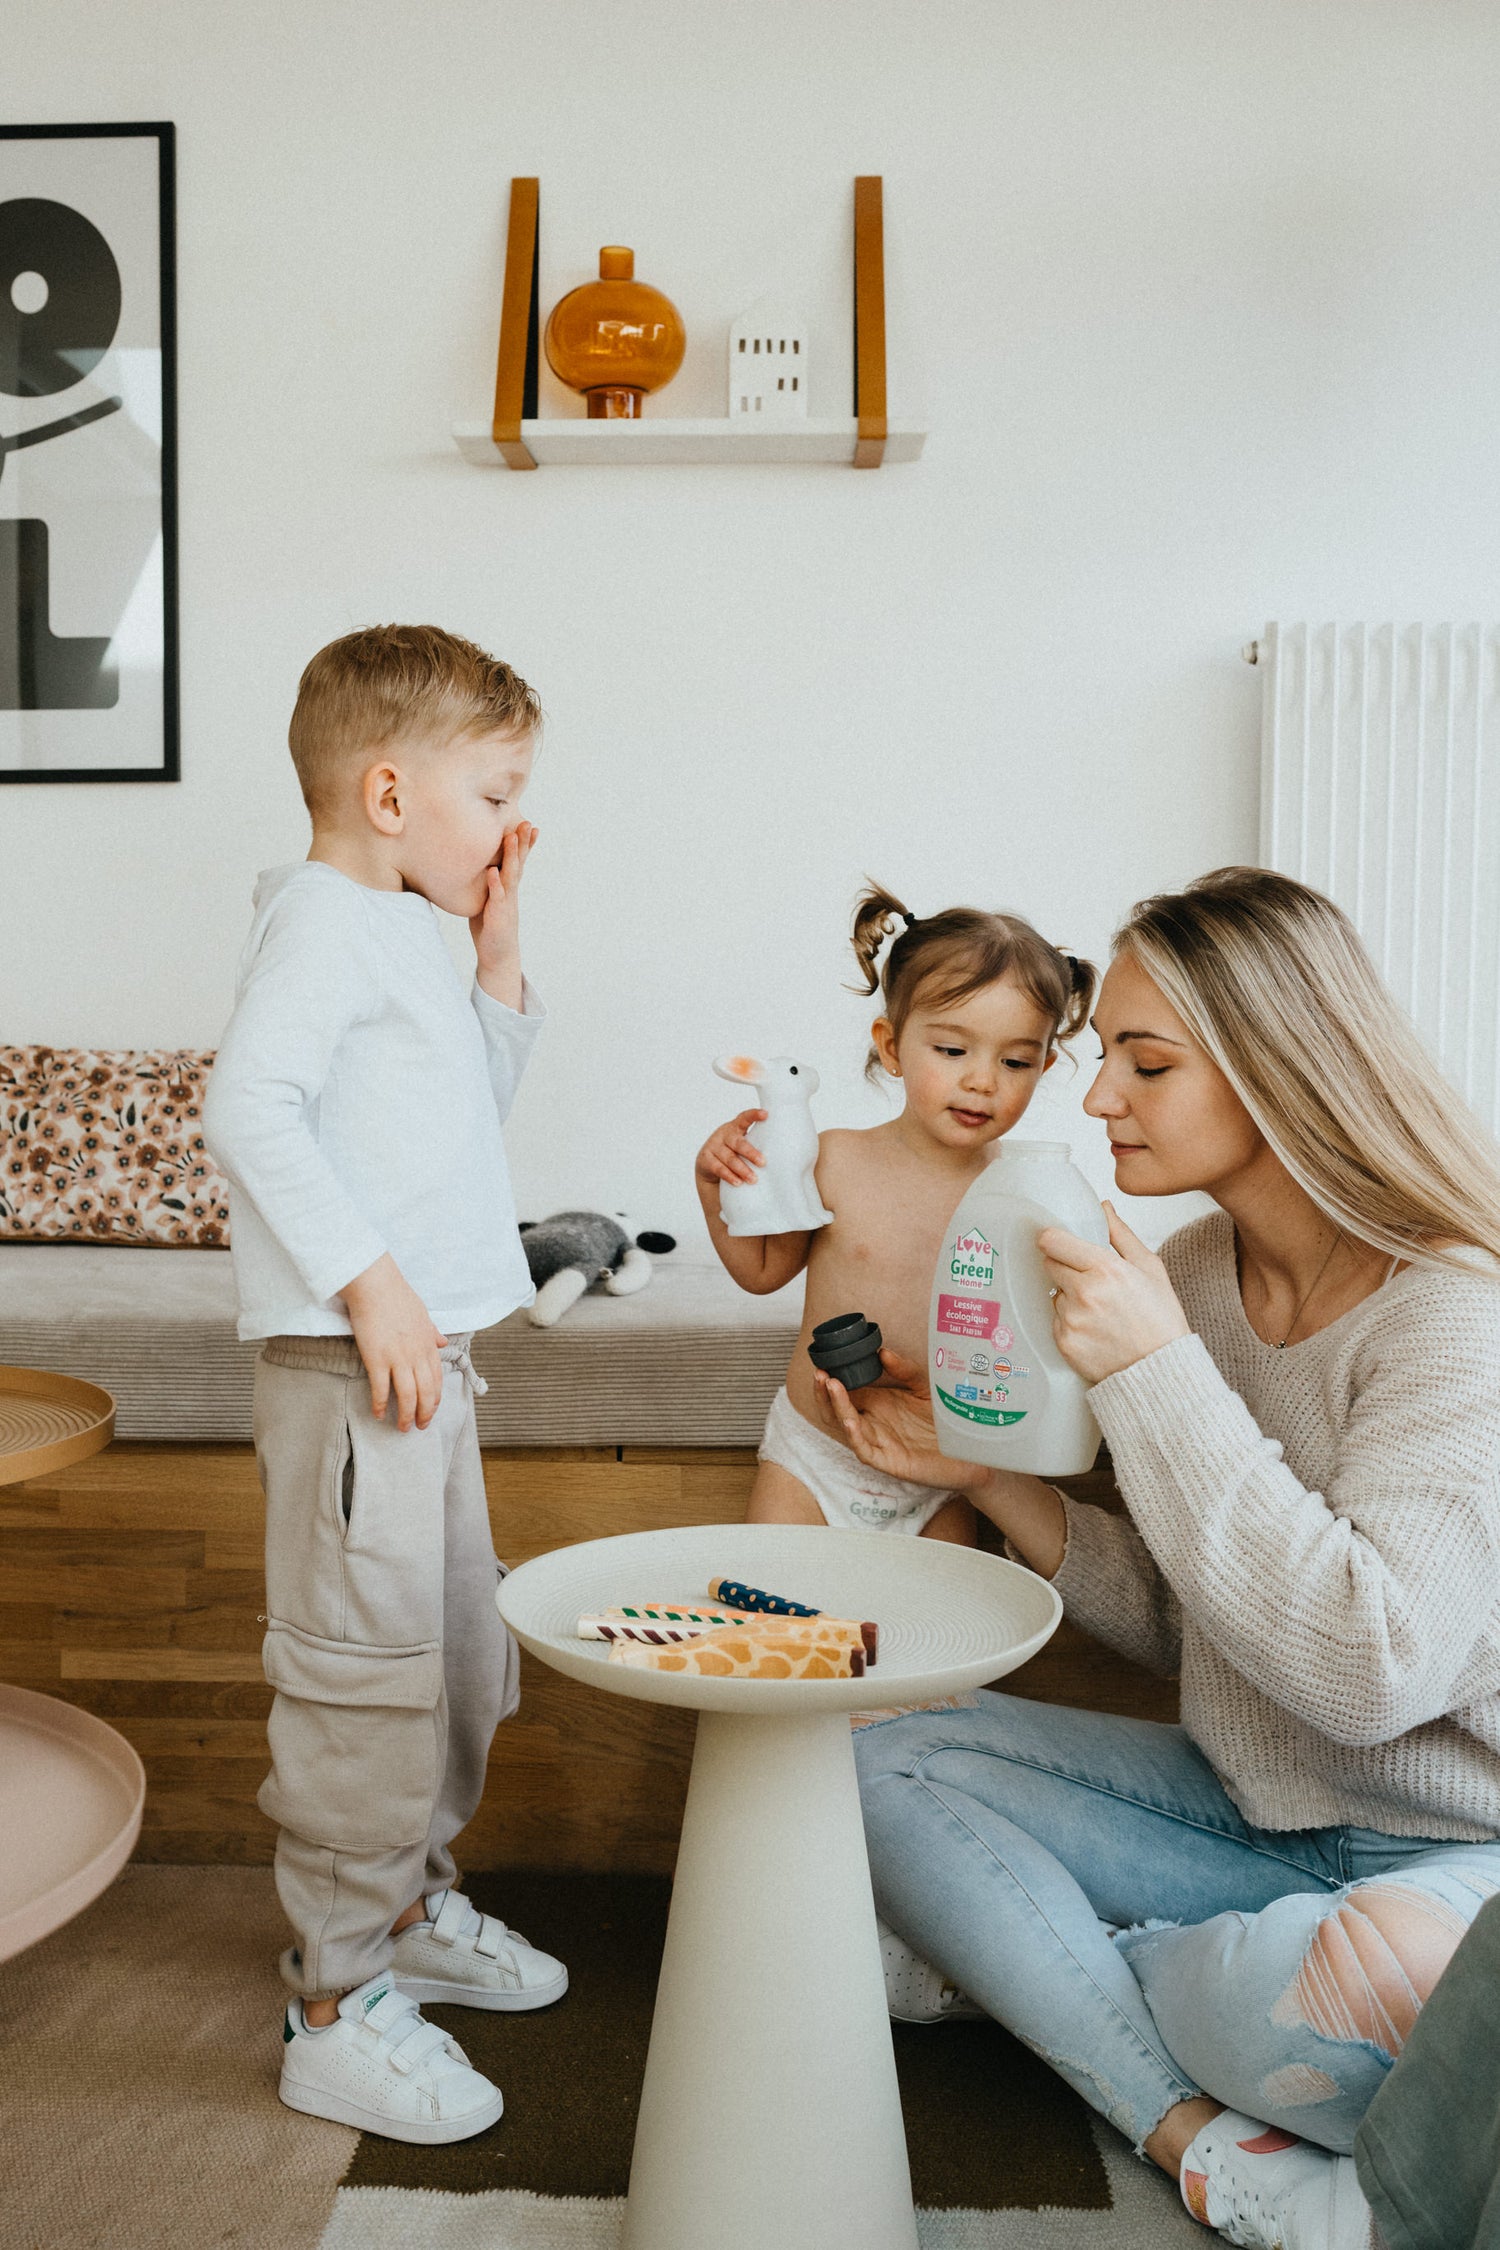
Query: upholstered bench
0 1242 800 1446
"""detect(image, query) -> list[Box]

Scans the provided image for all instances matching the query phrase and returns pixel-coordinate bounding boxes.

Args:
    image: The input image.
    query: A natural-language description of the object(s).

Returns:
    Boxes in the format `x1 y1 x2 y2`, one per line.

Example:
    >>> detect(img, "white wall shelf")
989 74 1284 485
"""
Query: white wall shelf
479 176 909 469
453 418 926 469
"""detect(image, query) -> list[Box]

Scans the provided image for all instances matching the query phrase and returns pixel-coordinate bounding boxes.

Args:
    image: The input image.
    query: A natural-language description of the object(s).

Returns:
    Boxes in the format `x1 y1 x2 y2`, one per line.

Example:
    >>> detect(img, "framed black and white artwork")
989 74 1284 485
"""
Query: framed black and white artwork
0 123 177 783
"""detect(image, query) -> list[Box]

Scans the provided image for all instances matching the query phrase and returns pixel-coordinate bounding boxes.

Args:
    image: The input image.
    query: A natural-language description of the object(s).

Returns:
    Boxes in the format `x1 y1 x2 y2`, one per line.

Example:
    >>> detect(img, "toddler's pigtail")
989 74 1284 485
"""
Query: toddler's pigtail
849 882 912 997
1054 949 1098 1047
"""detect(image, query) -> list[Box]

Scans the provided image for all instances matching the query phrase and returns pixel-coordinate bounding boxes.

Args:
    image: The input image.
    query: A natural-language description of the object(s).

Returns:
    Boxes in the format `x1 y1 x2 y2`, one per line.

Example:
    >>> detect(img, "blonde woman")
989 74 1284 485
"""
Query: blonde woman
820 869 1500 2250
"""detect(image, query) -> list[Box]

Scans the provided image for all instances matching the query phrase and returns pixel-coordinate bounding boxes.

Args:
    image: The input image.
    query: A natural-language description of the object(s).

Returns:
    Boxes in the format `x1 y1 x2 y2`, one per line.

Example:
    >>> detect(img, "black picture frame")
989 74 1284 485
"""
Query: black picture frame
0 120 178 783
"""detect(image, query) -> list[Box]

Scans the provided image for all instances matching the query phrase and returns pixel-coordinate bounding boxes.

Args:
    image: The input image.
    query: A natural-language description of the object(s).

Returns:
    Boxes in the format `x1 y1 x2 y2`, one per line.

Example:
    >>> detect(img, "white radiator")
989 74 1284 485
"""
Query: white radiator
1256 621 1500 1138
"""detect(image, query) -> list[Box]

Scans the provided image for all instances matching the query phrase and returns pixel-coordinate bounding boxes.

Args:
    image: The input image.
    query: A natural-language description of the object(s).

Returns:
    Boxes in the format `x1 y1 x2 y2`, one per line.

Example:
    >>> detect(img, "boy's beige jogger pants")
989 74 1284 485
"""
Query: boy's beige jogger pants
253 1334 518 1999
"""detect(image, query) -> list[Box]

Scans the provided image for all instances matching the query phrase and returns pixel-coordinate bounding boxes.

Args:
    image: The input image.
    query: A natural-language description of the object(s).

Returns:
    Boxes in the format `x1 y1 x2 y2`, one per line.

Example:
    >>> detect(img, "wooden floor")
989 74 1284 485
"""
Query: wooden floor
0 1444 1177 1873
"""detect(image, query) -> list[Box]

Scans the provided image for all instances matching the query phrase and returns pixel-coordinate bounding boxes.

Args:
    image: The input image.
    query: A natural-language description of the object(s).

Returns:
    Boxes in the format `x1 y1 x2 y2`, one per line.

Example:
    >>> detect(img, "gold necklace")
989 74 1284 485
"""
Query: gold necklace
1274 1230 1344 1348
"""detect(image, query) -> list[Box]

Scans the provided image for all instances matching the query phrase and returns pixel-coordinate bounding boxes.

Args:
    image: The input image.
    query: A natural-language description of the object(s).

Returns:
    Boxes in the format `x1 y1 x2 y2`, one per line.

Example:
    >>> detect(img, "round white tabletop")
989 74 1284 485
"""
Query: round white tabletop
0 1683 145 1962
500 1523 1061 2250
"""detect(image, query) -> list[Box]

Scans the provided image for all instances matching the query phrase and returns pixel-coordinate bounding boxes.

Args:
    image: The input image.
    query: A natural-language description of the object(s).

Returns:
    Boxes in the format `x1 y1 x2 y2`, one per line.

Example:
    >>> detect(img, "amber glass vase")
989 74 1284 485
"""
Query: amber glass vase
543 246 686 418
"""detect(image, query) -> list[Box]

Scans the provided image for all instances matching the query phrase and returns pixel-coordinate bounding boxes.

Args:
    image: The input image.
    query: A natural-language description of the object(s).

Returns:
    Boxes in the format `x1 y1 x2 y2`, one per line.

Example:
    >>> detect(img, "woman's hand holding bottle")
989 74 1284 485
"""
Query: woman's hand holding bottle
1039 1204 1189 1383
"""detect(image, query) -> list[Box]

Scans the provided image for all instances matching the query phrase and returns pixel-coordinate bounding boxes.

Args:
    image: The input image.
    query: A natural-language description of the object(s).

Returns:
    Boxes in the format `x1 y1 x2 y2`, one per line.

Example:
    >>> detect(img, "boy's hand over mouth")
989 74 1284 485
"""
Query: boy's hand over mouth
472 822 538 1010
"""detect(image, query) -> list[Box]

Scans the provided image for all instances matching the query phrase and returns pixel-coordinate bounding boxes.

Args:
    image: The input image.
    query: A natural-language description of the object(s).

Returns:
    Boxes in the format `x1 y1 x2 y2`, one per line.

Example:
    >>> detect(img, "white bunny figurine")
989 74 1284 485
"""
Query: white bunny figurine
712 1053 836 1237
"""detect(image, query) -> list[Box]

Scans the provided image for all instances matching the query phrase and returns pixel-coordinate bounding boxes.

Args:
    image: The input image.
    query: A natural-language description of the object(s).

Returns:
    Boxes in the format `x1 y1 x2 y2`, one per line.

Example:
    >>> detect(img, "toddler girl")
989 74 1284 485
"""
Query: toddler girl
696 886 1094 1542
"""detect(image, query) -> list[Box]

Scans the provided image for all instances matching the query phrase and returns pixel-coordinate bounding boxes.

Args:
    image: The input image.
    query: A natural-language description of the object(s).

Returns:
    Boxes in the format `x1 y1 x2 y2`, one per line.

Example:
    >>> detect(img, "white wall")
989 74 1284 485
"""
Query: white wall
8 1 1500 1246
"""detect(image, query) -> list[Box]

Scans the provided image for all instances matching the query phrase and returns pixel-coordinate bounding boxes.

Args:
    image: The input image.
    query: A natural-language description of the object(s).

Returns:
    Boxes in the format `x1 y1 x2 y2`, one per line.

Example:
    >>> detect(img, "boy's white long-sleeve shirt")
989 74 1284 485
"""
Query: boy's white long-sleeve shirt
204 862 542 1342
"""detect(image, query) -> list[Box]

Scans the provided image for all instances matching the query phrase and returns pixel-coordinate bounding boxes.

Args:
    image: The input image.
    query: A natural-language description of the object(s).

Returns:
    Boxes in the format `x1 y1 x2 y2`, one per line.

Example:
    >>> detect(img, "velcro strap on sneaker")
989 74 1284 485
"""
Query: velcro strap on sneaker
388 2018 453 2076
432 1889 471 1947
359 1987 420 2039
473 1915 507 1962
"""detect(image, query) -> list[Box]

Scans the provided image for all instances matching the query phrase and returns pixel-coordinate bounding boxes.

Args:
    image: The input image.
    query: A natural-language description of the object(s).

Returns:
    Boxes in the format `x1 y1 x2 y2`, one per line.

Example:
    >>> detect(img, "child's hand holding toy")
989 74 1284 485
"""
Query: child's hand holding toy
704 1056 835 1237
695 1109 770 1190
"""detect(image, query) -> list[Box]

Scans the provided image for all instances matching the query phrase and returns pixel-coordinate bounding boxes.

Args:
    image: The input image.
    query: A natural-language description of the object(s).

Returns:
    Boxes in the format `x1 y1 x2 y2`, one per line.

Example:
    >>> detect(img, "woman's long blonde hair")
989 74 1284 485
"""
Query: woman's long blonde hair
1116 867 1500 1270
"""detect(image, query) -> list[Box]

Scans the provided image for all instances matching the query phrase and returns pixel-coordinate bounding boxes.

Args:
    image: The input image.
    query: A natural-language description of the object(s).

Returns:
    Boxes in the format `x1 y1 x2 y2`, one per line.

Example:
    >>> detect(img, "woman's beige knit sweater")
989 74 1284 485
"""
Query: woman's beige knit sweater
1055 1210 1500 1841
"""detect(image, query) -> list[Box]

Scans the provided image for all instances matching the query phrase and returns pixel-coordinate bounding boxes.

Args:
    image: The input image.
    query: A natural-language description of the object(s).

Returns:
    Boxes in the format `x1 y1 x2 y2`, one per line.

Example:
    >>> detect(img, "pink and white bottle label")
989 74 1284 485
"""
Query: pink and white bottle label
937 1292 1003 1342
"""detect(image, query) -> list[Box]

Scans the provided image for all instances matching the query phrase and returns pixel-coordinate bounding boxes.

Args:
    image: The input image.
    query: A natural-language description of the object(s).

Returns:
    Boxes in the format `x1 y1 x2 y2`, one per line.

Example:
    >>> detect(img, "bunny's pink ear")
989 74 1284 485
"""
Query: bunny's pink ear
713 1054 765 1085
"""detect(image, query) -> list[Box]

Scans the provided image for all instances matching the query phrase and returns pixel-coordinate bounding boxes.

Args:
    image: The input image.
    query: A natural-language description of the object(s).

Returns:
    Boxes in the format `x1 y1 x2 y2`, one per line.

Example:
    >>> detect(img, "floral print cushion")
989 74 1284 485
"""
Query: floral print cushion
0 1047 231 1247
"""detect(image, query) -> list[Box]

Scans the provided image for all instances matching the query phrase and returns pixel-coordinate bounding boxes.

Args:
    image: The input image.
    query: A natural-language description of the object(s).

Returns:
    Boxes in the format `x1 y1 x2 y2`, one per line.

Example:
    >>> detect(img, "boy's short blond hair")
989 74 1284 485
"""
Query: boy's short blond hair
289 624 541 813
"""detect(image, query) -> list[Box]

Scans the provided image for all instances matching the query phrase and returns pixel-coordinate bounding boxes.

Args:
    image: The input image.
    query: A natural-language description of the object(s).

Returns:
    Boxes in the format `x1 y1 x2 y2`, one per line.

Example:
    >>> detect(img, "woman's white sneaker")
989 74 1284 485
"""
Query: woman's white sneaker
389 1887 568 2011
1180 2111 1373 2248
877 1916 986 2024
279 1974 504 2143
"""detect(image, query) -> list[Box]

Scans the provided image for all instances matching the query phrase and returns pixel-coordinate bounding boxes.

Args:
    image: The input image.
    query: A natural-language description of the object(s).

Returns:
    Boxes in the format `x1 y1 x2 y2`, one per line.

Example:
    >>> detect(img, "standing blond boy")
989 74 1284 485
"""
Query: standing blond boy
205 625 564 2144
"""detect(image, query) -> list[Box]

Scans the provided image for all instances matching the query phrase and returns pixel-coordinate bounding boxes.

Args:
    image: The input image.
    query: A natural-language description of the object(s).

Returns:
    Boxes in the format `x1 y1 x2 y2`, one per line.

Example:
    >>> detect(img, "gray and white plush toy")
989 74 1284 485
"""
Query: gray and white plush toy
518 1212 677 1328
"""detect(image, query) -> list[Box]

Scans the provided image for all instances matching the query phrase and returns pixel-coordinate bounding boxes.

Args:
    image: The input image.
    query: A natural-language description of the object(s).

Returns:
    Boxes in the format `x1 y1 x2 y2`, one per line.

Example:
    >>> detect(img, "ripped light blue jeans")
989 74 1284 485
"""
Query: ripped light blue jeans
853 1694 1500 2156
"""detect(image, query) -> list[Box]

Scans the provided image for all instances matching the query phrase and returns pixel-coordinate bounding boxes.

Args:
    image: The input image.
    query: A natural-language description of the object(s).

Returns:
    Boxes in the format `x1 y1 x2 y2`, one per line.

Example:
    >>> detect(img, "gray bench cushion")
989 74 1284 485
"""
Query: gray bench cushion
0 1244 801 1447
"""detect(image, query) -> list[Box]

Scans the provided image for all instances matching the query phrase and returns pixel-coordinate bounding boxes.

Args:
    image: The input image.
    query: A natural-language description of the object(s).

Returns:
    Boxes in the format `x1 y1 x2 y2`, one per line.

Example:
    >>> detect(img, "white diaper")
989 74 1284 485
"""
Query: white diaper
758 1385 958 1536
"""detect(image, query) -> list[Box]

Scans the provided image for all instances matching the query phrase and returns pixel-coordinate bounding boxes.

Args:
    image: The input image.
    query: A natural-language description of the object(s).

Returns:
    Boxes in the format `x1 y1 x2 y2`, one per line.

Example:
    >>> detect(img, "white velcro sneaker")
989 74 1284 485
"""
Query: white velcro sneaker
390 1887 569 2012
877 1917 986 2024
278 1974 504 2143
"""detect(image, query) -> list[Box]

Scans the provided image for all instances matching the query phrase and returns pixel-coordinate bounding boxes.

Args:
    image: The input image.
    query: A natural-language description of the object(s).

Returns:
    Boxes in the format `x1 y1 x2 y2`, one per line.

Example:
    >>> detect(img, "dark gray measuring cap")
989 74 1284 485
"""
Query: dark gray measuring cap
808 1312 885 1391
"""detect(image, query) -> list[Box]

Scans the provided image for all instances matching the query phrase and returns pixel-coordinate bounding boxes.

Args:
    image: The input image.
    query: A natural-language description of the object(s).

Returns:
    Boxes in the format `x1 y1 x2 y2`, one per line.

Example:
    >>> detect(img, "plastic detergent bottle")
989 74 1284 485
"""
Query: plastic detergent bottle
928 1141 1110 1475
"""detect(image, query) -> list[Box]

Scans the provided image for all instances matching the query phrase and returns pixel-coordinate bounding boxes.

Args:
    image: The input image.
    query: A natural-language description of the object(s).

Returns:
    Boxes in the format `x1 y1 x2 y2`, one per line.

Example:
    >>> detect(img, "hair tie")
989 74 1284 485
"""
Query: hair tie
900 910 919 930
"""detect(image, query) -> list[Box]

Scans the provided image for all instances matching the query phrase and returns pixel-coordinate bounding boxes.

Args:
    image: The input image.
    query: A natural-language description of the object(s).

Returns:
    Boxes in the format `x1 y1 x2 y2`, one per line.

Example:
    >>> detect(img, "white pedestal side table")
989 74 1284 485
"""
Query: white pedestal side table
499 1522 1061 2250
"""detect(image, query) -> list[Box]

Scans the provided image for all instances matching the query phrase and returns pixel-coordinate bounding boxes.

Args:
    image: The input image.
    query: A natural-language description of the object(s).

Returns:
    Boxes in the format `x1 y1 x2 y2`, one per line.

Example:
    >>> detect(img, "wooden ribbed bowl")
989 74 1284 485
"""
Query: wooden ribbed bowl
0 1365 115 1488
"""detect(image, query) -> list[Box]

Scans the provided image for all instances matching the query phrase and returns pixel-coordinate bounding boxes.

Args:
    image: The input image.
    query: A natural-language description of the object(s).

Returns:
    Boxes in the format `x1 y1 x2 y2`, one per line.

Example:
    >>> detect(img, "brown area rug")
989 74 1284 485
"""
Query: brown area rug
344 1871 1108 2211
1 1866 1200 2250
0 1866 355 2250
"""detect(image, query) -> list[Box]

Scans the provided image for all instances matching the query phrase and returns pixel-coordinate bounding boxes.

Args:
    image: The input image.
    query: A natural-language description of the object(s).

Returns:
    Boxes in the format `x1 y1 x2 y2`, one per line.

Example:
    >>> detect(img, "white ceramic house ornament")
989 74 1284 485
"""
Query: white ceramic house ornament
727 313 809 418
713 1055 834 1236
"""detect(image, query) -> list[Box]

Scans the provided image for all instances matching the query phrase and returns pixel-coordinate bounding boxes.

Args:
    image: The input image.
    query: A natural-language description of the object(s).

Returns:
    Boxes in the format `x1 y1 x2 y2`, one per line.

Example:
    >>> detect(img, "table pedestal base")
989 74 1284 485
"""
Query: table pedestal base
623 1708 918 2250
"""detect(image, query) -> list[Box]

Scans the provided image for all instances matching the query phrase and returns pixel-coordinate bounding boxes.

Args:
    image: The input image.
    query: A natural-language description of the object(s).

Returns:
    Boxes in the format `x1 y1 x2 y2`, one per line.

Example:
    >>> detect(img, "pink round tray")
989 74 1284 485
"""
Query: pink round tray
0 1683 145 1961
